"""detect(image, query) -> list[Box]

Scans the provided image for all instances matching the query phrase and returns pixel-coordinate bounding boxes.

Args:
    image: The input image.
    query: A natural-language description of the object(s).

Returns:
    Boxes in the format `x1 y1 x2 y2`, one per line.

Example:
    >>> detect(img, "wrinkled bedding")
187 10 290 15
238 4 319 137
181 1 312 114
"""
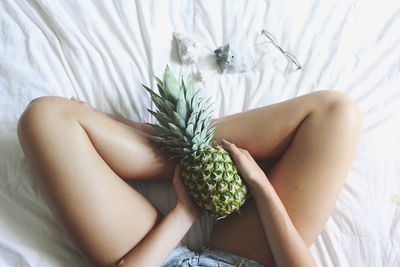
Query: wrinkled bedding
1 1 399 266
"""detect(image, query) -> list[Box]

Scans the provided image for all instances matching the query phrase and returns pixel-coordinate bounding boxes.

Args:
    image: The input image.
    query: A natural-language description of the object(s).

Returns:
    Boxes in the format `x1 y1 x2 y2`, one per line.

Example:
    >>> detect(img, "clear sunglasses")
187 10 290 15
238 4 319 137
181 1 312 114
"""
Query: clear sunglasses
258 29 302 72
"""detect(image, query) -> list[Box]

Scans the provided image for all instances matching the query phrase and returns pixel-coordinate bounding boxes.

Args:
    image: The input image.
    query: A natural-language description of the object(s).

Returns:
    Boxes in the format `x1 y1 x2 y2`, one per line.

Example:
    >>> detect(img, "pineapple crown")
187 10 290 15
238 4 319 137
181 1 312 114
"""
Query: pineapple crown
142 65 215 159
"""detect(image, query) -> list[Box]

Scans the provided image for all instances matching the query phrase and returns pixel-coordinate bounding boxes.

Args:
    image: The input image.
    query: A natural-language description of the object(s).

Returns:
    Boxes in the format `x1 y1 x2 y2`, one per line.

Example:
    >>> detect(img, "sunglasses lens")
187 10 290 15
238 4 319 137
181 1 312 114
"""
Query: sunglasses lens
284 53 301 69
262 31 278 46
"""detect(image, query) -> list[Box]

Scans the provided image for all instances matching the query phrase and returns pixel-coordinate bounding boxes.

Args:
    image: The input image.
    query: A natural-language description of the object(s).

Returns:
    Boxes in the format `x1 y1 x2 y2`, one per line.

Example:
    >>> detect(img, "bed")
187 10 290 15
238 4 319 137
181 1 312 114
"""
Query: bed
1 0 399 266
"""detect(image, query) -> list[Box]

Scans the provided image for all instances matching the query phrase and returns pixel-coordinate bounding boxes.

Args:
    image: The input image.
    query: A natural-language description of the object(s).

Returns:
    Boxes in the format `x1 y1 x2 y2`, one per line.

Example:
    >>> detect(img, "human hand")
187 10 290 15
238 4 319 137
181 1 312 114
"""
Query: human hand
221 139 270 190
172 164 202 221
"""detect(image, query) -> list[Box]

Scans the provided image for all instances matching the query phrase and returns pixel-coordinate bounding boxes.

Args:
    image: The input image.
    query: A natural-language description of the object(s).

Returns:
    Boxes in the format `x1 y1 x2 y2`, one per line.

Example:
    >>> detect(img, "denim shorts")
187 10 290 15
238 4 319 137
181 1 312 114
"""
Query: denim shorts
162 246 265 267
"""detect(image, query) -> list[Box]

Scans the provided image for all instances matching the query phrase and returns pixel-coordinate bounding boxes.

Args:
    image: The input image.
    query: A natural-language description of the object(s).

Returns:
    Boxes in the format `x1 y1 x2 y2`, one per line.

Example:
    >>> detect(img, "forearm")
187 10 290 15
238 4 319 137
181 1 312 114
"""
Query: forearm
121 205 195 267
251 182 317 267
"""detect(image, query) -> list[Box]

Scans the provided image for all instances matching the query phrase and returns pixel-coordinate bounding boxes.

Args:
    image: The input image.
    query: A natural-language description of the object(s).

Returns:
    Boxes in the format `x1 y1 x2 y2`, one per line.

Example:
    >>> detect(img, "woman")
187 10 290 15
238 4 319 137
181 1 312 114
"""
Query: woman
17 90 362 267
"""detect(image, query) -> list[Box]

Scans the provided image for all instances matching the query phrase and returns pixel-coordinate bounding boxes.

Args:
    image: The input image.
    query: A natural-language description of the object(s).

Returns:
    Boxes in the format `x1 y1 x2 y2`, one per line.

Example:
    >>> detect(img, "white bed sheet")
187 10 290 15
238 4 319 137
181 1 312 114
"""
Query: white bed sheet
1 0 399 266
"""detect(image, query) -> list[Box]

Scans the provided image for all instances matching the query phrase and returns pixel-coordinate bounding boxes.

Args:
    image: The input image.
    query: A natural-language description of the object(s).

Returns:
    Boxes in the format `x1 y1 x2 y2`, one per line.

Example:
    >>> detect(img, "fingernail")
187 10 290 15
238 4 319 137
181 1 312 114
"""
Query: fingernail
221 139 231 145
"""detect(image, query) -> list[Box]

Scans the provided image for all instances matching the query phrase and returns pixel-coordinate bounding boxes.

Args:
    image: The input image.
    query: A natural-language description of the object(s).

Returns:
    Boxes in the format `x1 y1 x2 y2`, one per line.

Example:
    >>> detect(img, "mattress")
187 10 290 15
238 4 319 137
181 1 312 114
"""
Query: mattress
1 0 399 266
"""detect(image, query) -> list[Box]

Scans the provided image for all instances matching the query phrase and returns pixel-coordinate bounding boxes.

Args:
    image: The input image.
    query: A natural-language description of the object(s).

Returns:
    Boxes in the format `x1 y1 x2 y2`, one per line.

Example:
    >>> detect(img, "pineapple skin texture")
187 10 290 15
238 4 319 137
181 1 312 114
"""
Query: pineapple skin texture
180 145 248 219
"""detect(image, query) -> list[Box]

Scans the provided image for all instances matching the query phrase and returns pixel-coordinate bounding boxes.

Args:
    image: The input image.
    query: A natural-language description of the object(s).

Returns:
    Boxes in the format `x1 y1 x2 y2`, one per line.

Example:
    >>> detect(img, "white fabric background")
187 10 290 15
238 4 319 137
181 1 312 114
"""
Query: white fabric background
0 0 399 266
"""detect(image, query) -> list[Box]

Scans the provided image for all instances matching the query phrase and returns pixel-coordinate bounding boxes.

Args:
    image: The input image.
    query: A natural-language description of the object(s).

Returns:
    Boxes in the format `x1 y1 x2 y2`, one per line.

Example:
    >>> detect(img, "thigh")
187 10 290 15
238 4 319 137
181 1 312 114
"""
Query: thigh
211 92 316 160
208 91 362 266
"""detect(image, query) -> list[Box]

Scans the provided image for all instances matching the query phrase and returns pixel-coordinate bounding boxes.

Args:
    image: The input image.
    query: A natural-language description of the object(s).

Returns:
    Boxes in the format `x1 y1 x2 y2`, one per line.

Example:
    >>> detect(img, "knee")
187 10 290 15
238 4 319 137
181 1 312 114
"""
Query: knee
17 96 70 138
26 95 67 109
314 90 363 130
26 95 51 106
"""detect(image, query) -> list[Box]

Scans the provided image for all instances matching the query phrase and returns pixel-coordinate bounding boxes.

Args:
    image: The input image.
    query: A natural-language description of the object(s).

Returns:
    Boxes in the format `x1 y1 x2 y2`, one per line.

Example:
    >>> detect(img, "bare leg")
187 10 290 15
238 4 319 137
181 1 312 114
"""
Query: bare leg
17 90 361 266
17 96 176 266
208 90 362 266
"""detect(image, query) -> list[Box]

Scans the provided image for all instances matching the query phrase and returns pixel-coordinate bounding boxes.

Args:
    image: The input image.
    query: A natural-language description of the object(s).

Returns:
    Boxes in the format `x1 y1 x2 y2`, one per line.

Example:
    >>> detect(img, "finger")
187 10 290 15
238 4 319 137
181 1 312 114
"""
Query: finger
221 139 247 165
221 139 241 156
71 97 86 104
238 148 248 154
233 145 257 164
221 139 260 173
71 96 89 103
222 139 249 160
239 149 252 161
241 149 257 163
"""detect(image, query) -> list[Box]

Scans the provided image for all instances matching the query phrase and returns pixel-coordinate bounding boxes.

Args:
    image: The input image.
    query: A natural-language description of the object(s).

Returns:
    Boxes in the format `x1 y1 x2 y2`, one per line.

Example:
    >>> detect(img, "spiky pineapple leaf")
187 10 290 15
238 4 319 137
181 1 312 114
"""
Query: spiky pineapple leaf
155 76 163 87
185 123 194 138
192 133 202 144
203 97 214 115
177 67 183 85
182 75 193 95
187 111 198 128
167 122 186 139
197 108 210 127
152 124 170 136
204 133 214 145
206 123 215 136
162 137 186 147
153 76 165 98
147 109 170 127
193 112 203 136
163 65 180 103
148 135 167 144
156 84 165 98
197 126 207 143
201 116 212 133
189 89 201 111
192 143 199 150
191 91 201 112
176 85 188 122
144 85 176 117
172 111 186 129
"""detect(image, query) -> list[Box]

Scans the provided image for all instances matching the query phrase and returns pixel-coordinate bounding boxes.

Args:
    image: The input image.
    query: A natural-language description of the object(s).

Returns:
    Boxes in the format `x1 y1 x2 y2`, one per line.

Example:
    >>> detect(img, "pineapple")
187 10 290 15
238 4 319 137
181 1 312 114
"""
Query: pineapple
142 65 248 219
